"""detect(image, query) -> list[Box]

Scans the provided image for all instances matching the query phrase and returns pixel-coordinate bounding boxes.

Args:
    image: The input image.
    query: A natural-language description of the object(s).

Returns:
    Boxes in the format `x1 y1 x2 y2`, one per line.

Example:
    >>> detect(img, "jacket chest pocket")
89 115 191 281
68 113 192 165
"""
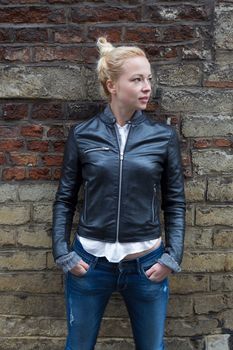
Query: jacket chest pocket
84 147 110 154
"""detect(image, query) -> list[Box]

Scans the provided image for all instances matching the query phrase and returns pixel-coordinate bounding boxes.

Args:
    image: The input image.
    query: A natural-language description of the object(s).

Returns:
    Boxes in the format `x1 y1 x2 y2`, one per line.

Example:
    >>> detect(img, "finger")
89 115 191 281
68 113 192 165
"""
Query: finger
145 264 159 277
149 270 166 282
70 264 87 276
79 259 89 270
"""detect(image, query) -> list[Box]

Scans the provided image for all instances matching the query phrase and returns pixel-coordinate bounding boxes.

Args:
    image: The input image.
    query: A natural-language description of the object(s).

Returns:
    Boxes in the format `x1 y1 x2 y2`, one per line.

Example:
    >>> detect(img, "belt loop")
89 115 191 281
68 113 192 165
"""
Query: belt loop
91 257 98 268
118 261 123 273
136 257 141 274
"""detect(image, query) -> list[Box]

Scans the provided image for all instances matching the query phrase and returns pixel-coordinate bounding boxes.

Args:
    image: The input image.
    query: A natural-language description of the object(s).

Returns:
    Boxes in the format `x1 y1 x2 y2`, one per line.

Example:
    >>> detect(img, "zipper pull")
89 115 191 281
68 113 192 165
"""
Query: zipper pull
120 152 124 160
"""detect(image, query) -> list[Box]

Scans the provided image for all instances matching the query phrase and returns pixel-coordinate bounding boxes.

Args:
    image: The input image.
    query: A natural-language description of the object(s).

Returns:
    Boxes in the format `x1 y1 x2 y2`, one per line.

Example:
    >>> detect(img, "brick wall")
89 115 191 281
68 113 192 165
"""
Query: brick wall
0 1 233 349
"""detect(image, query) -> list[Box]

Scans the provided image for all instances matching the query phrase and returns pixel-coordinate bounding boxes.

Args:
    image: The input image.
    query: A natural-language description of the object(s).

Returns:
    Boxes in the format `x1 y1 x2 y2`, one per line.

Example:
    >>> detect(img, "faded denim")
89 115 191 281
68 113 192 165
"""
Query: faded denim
64 238 169 350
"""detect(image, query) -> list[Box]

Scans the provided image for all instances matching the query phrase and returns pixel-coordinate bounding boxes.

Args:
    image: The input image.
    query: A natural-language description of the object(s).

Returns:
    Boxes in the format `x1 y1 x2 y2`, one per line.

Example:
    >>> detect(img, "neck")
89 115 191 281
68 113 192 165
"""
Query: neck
110 101 136 126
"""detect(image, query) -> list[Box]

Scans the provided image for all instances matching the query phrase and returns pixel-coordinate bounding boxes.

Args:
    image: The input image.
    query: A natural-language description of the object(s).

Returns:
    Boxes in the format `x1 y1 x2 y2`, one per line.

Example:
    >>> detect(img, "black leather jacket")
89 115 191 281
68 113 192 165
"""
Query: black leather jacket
52 105 186 270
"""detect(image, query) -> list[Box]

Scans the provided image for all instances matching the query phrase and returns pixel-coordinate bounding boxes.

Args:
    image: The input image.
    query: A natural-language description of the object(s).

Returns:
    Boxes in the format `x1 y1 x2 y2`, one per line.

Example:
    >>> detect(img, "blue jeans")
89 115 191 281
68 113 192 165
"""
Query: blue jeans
64 238 169 350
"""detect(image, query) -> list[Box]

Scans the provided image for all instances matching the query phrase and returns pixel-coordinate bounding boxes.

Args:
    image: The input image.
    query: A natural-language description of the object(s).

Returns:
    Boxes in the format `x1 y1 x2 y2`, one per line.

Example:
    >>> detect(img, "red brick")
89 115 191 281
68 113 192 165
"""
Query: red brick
170 116 180 126
0 28 12 42
27 140 49 152
184 168 193 178
21 125 44 138
0 126 19 138
145 102 159 112
48 0 75 2
193 139 212 149
10 153 38 166
163 26 196 42
0 152 5 165
53 141 65 152
204 81 233 88
28 168 51 180
124 26 161 43
1 0 47 3
213 138 232 147
67 102 103 120
88 26 122 43
0 7 65 24
81 47 98 64
145 45 178 60
53 27 85 43
53 167 61 180
1 47 30 62
3 103 28 120
179 5 210 21
33 46 83 62
41 155 63 166
182 153 191 167
47 126 65 138
70 6 140 23
145 5 210 23
31 102 63 120
2 167 26 181
14 28 48 42
0 140 24 151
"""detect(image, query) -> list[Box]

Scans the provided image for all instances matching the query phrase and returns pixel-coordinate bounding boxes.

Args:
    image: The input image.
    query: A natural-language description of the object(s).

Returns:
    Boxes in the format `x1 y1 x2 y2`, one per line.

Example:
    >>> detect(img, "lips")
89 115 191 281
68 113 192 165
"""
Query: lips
139 97 149 103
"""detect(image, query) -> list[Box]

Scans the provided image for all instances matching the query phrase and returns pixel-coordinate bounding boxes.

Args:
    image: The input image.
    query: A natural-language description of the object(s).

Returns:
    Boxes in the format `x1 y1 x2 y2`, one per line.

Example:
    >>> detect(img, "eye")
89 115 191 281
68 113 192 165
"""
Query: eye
132 77 141 82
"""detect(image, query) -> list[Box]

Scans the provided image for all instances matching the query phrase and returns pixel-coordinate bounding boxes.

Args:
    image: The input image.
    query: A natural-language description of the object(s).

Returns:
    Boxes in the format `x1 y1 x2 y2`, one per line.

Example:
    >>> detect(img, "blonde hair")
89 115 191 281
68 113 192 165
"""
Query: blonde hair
96 37 146 99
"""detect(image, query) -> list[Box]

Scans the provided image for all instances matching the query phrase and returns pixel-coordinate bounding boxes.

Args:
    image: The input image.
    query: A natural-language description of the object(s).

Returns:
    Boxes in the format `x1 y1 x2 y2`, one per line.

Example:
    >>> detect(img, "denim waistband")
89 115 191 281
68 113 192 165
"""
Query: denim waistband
72 237 164 269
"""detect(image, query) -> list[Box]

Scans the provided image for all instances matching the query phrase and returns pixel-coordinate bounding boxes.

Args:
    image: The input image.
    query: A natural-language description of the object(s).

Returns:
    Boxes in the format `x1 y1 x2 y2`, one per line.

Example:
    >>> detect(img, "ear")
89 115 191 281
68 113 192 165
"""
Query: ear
106 79 117 95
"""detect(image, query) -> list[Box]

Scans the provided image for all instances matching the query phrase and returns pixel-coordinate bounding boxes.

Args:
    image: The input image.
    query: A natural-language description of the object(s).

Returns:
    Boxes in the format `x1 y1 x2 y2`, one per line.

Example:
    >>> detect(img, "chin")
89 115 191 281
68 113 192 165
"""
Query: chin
138 104 147 110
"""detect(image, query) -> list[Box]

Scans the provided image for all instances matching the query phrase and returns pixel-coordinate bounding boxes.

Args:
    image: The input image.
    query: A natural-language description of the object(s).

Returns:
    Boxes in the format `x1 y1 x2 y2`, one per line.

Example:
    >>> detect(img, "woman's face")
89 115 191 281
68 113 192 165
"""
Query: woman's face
109 56 152 112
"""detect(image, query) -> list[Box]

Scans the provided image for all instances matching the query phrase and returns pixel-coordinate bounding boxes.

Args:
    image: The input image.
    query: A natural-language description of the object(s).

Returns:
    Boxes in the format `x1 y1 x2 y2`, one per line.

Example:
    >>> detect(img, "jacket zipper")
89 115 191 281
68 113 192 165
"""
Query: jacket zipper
152 184 157 222
114 123 132 242
84 147 110 154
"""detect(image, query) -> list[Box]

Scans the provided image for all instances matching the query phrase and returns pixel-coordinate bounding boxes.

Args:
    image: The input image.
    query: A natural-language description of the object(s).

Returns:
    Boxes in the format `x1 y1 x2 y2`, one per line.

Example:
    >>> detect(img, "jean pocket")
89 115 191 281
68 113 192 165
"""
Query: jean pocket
69 260 93 279
141 261 164 283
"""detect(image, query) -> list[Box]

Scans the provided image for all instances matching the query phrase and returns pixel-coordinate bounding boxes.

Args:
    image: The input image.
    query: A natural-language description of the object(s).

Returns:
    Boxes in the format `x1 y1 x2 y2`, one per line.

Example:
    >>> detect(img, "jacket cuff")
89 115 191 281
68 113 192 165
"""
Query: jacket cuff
158 253 181 273
56 251 81 273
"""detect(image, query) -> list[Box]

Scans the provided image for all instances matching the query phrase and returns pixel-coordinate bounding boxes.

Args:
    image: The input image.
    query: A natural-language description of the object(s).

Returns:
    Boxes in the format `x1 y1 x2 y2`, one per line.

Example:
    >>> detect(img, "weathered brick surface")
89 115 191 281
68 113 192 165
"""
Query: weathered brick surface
182 115 233 137
158 64 202 86
161 88 233 113
0 272 62 293
192 150 233 175
208 177 233 202
166 317 220 337
205 335 231 350
185 227 213 249
0 250 47 270
169 274 209 294
215 4 233 49
0 1 232 349
0 205 30 225
196 206 233 227
184 177 206 202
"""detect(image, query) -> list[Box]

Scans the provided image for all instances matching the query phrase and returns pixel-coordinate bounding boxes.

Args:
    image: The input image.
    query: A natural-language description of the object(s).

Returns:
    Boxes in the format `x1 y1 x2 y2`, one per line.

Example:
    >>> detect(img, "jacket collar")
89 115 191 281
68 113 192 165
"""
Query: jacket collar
100 104 145 126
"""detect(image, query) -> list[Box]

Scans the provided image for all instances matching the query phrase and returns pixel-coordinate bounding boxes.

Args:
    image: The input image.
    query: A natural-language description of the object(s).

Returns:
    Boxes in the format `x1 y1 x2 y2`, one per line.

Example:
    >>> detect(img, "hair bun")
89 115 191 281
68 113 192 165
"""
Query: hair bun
97 37 114 57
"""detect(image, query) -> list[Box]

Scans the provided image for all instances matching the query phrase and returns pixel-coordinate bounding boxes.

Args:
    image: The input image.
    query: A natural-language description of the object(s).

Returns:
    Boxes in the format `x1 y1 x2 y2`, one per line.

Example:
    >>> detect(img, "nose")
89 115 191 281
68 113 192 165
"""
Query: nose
142 79 151 92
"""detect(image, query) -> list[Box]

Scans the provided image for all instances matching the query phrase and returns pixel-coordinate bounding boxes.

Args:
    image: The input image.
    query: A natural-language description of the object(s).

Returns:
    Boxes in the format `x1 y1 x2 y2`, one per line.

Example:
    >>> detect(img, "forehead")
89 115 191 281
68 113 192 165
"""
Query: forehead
121 56 151 76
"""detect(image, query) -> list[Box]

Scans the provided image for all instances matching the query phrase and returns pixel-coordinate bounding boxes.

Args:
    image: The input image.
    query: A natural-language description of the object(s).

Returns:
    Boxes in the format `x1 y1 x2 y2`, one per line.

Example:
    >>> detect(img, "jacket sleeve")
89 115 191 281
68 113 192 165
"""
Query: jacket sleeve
52 125 83 260
158 128 186 272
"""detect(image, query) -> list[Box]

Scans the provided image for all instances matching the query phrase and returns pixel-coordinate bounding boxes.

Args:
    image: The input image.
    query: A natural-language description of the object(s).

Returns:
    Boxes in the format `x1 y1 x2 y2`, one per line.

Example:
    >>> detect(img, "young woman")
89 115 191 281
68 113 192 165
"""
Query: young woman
52 37 186 350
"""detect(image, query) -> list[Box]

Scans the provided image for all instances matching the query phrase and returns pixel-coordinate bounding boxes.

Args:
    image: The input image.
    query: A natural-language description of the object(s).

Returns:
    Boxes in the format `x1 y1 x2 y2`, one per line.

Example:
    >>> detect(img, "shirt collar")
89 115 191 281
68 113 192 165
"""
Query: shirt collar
100 104 145 126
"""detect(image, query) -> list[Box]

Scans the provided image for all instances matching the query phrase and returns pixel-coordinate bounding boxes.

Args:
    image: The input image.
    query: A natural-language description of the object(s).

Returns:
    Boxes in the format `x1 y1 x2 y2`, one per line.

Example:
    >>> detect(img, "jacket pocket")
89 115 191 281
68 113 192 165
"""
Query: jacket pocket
84 147 110 154
84 181 88 222
152 184 157 223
